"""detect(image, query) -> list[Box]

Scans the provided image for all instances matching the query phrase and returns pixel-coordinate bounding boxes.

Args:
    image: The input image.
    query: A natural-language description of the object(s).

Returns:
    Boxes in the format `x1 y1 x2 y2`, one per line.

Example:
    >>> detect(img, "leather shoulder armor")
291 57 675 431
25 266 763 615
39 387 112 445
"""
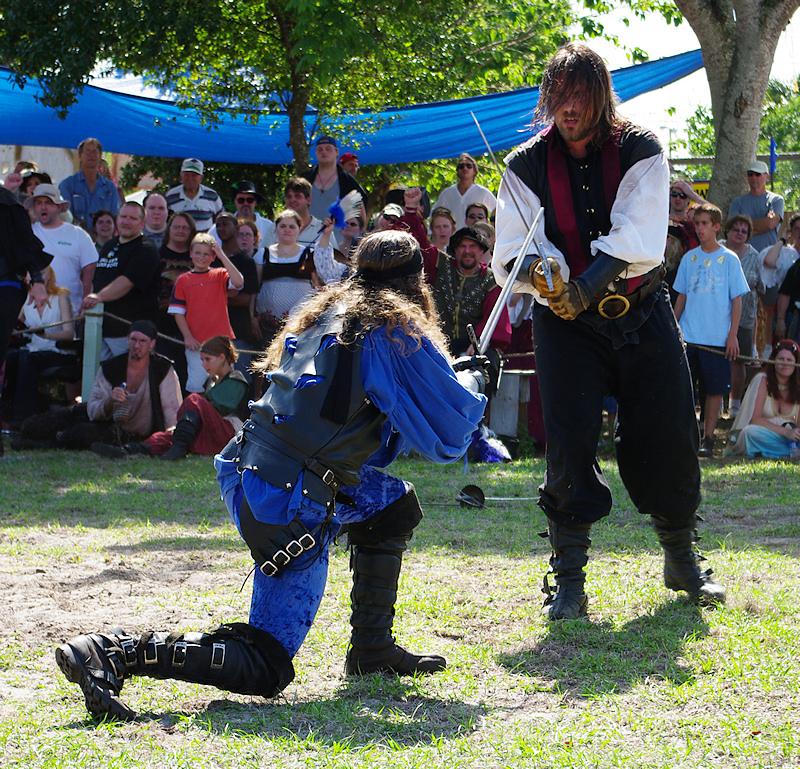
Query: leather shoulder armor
238 305 384 501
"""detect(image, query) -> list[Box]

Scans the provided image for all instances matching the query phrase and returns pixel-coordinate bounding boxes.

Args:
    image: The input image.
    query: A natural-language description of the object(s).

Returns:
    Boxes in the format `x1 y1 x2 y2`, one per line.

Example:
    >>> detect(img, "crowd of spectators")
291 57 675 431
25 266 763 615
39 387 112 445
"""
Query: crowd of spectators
0 139 518 461
2 136 799 463
665 160 799 458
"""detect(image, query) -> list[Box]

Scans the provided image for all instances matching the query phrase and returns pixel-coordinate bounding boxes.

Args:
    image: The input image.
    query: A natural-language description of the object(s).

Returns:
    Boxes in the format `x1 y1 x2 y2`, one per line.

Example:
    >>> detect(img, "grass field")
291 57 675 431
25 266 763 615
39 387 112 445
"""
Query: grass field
0 448 798 768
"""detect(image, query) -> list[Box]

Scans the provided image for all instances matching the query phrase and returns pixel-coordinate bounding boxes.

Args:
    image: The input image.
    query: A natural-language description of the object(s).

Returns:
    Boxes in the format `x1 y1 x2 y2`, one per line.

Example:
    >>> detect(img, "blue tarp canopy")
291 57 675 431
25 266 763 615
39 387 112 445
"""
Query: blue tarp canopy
0 50 703 165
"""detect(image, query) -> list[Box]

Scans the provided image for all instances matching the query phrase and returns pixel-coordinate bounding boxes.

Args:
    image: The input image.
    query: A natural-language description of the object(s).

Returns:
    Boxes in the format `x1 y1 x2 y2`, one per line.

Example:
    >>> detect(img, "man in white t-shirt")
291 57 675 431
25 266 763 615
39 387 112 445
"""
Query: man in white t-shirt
31 184 98 313
432 153 497 227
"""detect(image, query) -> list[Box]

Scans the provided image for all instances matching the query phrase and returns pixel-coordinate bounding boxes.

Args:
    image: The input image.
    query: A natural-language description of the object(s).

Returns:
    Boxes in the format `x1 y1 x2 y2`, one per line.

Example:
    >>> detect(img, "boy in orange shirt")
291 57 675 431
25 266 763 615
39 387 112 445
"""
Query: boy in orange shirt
169 232 244 392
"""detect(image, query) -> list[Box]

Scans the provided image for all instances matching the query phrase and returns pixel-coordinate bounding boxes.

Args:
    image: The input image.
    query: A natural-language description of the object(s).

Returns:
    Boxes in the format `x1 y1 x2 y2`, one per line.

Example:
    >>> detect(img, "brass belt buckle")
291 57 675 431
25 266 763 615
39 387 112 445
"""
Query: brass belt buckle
597 293 631 320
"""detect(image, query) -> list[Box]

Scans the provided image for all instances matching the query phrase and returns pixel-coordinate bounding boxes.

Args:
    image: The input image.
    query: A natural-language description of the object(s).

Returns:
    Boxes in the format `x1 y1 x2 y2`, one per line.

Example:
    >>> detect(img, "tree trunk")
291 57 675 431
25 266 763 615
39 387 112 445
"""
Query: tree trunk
287 95 310 173
675 0 799 214
269 1 311 173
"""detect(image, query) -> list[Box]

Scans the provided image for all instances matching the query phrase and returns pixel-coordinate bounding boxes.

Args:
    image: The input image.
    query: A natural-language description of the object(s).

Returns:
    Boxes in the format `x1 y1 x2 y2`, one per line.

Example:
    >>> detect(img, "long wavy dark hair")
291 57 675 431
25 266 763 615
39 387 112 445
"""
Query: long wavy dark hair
765 339 800 403
536 42 622 146
257 230 449 371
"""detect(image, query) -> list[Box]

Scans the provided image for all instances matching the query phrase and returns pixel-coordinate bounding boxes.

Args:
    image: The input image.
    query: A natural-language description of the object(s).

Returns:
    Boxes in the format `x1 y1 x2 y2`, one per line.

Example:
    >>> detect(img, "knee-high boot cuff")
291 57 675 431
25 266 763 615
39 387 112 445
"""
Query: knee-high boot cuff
540 518 592 620
345 488 423 548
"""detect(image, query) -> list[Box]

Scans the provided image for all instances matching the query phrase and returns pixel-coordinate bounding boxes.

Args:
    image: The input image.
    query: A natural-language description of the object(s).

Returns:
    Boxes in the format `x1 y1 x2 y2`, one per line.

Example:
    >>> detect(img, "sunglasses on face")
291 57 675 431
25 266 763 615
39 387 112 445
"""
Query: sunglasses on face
236 196 256 204
345 220 360 227
746 171 764 177
457 163 474 170
670 190 687 199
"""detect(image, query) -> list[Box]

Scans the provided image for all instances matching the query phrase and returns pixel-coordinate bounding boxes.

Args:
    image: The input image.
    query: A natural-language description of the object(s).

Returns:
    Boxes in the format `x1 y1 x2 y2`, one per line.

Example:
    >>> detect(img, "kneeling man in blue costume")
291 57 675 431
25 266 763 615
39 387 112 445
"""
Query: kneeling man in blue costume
56 230 490 720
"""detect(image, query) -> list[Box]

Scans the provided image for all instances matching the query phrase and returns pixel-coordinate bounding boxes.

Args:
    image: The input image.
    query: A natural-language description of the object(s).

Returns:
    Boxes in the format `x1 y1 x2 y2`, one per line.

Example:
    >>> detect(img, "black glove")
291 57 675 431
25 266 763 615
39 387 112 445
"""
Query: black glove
453 352 502 397
453 354 490 395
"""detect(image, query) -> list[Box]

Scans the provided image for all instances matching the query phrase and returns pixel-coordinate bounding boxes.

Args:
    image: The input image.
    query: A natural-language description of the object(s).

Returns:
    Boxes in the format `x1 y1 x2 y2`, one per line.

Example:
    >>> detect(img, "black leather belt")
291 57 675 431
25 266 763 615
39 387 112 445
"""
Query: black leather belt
590 265 665 319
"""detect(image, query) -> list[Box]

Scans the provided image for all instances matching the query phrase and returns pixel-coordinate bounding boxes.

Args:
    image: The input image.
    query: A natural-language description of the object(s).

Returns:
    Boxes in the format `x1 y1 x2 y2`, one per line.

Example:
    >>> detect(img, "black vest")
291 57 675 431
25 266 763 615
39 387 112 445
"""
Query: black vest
237 305 384 503
506 123 662 277
100 352 174 434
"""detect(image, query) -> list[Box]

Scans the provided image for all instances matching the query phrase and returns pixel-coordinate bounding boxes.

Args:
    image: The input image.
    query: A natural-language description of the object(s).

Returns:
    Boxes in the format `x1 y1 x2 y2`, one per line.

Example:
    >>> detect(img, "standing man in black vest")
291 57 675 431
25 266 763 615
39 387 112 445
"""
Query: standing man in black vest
0 186 52 456
493 43 725 620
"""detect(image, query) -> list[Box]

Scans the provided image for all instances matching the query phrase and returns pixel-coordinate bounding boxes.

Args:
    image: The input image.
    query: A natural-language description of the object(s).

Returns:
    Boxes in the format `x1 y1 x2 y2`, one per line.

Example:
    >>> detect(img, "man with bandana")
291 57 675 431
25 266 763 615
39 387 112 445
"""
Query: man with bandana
56 231 489 720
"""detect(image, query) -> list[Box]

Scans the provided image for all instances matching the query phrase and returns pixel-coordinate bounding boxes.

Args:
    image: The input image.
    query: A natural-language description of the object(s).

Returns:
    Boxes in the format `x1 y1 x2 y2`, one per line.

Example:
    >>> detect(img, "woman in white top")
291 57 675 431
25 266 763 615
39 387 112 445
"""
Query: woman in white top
3 266 75 423
254 209 342 342
727 339 800 458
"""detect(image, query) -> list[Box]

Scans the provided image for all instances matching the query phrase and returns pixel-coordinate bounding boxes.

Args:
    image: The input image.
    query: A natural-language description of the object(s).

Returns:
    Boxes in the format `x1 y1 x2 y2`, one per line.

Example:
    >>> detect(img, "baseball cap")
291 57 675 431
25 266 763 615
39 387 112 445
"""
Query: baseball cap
316 135 338 148
380 203 404 219
31 183 69 208
747 160 769 174
181 158 204 175
340 152 358 164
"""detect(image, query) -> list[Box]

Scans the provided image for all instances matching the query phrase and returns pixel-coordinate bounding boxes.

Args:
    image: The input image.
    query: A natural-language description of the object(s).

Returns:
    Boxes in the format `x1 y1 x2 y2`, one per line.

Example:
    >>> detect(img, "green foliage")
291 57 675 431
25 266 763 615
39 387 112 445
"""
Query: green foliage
759 77 800 209
574 0 683 62
0 0 573 168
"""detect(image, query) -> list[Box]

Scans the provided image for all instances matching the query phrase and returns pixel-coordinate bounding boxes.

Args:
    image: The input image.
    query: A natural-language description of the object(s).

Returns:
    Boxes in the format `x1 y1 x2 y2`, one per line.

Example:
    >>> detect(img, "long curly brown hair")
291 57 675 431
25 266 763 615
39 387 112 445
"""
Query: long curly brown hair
257 230 450 371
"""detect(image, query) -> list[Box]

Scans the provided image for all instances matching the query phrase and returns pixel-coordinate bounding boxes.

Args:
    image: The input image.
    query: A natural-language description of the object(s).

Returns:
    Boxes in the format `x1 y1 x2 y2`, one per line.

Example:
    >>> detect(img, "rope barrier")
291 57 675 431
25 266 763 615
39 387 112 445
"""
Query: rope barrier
12 311 799 369
502 341 800 369
11 310 267 357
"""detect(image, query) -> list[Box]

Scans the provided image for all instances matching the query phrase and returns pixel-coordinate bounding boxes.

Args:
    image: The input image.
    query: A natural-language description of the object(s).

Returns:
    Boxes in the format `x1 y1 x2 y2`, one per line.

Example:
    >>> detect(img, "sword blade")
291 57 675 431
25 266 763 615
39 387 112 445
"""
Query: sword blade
478 207 543 354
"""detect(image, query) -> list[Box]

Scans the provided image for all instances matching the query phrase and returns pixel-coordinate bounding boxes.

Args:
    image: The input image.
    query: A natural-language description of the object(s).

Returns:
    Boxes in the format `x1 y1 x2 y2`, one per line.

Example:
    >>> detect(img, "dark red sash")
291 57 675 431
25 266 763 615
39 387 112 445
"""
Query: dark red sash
545 125 622 277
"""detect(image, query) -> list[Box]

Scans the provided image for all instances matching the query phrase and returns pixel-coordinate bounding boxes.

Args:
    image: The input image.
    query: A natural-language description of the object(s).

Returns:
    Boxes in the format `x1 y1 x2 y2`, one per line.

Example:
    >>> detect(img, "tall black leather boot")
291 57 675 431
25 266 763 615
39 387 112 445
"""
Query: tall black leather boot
652 516 726 605
541 518 592 620
345 539 447 675
55 623 294 721
160 411 201 460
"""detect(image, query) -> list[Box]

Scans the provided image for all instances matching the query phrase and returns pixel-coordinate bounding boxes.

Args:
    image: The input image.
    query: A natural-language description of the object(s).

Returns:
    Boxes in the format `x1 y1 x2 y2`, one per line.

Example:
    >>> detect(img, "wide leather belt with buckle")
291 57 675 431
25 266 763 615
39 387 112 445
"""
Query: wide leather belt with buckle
591 266 665 320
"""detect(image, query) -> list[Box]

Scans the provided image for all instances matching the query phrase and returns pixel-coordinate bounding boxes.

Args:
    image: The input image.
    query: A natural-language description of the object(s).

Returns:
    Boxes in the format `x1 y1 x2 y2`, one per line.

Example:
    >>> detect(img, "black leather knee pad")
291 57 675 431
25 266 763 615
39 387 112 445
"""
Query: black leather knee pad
345 487 423 548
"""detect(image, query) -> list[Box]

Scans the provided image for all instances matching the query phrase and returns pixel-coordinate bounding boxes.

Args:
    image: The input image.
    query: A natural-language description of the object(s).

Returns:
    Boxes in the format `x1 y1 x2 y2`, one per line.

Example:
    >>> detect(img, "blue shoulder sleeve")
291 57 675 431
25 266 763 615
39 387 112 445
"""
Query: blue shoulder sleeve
361 328 486 463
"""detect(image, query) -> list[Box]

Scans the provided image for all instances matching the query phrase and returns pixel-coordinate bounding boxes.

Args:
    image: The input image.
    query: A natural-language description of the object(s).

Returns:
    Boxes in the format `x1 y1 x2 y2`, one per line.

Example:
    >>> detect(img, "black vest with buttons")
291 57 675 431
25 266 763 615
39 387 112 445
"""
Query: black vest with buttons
235 304 384 503
506 123 662 278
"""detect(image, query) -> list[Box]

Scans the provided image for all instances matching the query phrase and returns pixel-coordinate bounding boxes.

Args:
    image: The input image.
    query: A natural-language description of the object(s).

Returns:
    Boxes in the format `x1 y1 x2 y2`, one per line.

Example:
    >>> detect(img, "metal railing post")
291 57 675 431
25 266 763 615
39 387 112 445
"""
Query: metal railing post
81 305 103 402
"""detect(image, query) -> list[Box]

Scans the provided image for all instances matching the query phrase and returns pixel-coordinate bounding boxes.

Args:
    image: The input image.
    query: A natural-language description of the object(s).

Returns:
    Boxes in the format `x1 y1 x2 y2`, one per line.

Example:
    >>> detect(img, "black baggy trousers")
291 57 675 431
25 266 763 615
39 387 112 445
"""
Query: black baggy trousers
532 286 701 528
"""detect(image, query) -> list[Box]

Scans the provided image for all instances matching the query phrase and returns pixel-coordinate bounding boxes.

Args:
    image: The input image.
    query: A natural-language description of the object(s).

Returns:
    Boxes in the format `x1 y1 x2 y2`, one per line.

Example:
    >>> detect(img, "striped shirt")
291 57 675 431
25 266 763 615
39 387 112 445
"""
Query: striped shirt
165 183 223 232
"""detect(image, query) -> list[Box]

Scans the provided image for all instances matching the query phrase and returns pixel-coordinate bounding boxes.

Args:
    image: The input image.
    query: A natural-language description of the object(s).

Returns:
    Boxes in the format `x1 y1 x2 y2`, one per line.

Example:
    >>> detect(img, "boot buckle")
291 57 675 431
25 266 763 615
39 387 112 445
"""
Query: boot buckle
120 637 138 668
210 642 226 670
285 540 303 558
298 533 316 550
144 638 160 665
273 550 290 567
260 560 278 577
172 641 187 668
